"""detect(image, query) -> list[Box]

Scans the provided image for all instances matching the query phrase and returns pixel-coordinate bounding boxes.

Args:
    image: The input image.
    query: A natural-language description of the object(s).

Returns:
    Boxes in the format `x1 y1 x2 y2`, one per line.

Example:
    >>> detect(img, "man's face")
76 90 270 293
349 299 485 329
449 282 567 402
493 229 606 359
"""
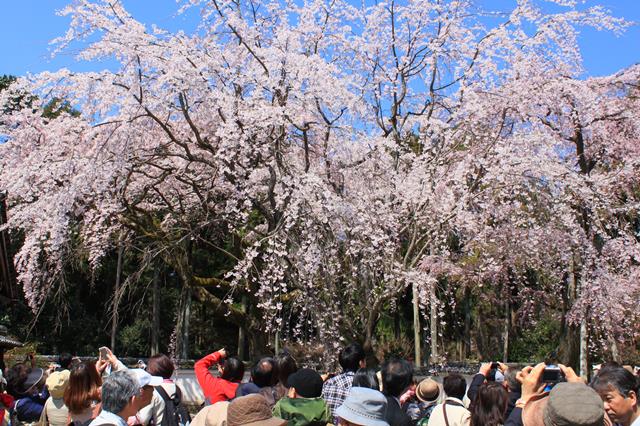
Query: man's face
598 387 637 424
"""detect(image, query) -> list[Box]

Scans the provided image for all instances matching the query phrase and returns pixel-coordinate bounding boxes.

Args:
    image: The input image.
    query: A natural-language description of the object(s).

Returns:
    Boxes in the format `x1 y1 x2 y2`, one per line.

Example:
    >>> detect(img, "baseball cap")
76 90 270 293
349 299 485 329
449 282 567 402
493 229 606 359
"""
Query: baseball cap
129 369 163 387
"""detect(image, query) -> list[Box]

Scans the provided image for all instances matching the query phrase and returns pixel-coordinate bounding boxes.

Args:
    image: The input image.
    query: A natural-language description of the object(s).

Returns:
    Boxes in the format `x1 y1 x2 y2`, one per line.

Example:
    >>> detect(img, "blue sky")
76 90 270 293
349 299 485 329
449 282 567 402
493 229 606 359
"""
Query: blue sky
1 0 639 78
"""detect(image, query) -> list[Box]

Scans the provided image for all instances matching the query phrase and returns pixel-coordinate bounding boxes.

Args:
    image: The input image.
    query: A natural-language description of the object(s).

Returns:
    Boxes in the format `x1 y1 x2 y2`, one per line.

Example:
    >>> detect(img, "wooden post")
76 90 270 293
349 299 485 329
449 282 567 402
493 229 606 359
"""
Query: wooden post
181 288 191 360
412 283 421 367
150 266 160 356
429 283 438 362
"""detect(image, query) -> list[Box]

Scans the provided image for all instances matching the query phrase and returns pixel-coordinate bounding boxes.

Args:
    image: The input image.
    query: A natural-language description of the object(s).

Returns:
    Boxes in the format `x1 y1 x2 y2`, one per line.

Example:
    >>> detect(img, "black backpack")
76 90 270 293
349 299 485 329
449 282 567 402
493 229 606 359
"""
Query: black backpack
153 386 191 426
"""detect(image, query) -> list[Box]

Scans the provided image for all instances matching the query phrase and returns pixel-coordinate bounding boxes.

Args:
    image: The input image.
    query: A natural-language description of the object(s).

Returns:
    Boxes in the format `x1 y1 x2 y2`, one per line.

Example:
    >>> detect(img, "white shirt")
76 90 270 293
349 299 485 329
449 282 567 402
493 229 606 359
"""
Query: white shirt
89 409 128 426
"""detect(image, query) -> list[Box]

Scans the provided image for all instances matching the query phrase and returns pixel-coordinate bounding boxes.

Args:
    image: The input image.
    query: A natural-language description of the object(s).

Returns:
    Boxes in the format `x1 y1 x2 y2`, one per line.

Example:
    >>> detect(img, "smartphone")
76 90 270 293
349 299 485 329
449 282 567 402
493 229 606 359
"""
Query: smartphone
542 365 562 383
98 346 110 361
490 362 499 370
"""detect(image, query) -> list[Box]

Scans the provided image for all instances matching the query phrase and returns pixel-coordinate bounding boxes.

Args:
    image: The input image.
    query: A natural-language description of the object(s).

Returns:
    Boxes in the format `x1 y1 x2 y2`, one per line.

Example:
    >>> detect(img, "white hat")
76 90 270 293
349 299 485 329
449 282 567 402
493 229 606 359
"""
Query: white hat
129 369 163 387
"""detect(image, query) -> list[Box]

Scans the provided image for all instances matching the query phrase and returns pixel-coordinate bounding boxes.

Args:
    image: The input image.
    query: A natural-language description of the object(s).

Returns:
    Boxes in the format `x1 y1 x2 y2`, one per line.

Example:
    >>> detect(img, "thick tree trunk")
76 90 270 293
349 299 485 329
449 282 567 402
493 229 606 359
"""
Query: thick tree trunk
413 283 421 366
175 276 189 360
364 295 385 355
111 245 124 351
150 266 160 355
558 265 579 367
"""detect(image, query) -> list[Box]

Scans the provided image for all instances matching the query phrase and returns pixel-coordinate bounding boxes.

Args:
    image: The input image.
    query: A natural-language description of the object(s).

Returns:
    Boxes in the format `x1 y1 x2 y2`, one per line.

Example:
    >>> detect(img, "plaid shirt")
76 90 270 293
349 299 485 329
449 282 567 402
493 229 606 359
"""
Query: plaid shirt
321 371 355 422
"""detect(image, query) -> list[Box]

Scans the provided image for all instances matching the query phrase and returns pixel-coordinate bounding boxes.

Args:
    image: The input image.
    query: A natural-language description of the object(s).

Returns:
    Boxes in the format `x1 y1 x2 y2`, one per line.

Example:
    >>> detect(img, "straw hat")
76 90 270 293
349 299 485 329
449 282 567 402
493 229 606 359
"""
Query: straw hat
415 378 440 402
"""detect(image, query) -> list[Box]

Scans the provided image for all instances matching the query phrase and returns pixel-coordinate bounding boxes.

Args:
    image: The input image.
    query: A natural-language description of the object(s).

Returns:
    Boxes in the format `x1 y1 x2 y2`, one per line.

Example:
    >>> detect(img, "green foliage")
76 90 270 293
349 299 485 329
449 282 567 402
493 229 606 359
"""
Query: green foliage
119 317 151 356
0 75 16 91
1 74 79 118
42 97 81 119
0 74 35 113
509 315 561 362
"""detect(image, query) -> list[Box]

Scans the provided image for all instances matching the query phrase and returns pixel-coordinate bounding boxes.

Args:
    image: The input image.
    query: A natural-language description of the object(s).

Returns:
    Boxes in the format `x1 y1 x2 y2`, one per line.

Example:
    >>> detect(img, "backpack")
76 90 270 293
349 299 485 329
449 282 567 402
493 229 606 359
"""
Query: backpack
153 386 191 426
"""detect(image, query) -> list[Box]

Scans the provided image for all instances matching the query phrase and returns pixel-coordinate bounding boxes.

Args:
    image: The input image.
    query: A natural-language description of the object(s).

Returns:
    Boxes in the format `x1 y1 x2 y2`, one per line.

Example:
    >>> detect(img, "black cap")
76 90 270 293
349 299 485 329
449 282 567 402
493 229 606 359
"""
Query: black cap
287 368 323 398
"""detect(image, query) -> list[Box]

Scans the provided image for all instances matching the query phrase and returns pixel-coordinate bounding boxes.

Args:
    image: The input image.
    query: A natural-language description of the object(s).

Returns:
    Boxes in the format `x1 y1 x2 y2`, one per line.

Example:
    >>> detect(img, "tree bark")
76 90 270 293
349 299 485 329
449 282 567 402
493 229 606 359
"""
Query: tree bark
111 245 124 351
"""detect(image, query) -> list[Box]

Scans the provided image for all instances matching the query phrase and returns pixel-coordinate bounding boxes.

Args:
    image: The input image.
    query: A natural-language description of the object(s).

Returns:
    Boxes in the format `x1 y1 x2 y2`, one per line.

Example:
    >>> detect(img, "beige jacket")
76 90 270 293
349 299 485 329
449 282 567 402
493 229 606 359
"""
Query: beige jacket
426 397 470 426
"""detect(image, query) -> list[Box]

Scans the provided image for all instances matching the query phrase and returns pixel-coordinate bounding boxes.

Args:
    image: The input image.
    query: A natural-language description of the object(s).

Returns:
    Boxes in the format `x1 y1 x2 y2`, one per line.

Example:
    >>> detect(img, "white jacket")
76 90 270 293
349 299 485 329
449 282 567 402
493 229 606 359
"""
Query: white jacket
137 382 178 425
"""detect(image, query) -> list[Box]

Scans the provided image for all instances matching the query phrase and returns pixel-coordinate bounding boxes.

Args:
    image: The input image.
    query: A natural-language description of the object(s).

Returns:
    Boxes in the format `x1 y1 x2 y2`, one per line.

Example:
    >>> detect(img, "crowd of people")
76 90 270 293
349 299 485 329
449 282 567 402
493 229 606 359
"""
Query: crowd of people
0 342 638 426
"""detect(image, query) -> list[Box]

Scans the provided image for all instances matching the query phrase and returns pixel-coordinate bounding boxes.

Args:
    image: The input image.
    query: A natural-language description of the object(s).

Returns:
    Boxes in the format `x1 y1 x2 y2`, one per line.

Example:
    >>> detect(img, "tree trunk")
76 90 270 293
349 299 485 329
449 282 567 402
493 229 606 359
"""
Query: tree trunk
175 276 189 360
429 283 438 362
238 295 248 361
579 318 588 379
150 266 160 356
608 334 620 363
110 245 124 351
412 283 421 366
503 297 510 363
558 265 579 368
181 287 191 360
463 289 471 360
0 193 17 299
393 305 401 340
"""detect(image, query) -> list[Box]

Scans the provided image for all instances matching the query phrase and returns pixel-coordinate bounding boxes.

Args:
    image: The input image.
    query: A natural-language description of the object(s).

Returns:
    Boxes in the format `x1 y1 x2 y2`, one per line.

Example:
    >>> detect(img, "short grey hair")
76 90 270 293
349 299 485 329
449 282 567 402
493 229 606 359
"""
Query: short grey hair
101 370 139 414
504 367 521 392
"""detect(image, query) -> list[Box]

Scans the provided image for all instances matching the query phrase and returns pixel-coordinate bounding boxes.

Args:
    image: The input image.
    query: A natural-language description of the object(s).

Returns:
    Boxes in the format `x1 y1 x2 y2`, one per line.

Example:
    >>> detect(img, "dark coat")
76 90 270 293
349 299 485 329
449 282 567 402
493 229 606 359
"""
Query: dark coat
385 396 413 426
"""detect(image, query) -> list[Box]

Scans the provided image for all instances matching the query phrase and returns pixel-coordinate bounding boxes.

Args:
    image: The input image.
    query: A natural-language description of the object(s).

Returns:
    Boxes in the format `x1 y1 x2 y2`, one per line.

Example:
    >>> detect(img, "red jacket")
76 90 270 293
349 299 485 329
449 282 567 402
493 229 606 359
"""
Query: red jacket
195 352 240 404
0 393 15 426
